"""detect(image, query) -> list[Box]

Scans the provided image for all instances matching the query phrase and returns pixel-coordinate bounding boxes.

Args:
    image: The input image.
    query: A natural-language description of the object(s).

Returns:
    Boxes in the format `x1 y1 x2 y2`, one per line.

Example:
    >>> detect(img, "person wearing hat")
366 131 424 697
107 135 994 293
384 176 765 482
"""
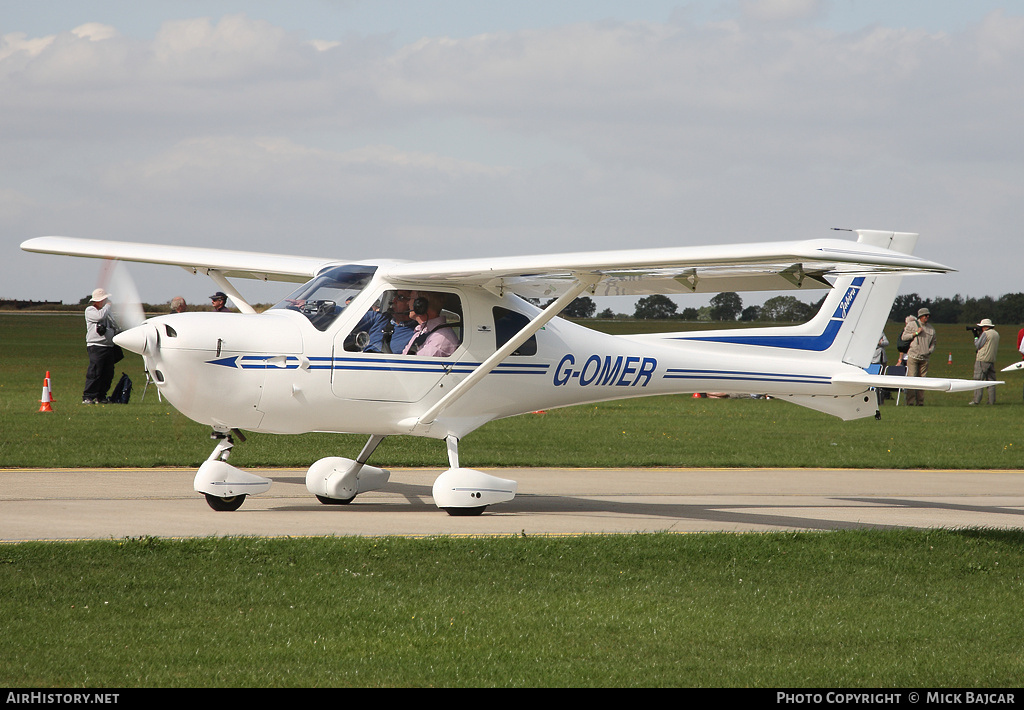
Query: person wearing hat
82 287 123 404
209 292 230 313
900 307 936 406
969 318 1000 405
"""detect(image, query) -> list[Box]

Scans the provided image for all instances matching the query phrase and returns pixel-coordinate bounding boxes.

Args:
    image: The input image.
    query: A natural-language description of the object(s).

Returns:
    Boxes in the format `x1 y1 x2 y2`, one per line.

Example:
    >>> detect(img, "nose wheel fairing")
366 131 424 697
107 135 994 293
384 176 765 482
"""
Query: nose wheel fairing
194 436 272 511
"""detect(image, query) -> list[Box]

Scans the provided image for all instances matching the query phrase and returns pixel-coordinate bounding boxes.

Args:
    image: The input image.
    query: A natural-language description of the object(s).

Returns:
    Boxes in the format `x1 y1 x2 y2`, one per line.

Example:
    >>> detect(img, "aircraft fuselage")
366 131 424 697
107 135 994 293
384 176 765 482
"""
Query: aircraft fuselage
124 276 874 442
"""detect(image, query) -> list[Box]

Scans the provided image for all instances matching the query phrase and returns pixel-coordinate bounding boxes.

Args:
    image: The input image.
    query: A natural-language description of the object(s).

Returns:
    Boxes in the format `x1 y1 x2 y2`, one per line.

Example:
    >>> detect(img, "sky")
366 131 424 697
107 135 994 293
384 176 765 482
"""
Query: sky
3 0 1024 312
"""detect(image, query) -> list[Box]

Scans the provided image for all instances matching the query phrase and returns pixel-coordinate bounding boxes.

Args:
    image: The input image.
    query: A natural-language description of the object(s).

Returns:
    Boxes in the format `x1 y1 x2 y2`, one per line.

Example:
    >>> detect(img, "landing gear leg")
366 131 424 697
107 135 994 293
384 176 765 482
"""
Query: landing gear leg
209 428 239 461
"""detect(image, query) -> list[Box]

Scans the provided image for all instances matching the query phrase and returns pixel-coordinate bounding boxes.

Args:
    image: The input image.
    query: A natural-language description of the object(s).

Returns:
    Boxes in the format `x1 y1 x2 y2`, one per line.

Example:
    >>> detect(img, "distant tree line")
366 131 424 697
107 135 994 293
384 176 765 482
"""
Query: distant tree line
548 291 1024 324
624 292 831 323
889 293 1024 325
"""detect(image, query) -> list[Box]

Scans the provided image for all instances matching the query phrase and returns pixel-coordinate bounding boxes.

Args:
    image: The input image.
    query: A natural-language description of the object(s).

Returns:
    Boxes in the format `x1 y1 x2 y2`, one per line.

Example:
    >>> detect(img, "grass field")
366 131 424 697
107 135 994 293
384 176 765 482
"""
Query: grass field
2 530 1023 687
2 312 1024 688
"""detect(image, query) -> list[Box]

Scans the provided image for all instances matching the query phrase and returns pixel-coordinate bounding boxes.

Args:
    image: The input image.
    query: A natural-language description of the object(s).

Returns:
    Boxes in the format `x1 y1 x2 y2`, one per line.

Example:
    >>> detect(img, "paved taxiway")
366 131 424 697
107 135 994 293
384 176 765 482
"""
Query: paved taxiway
2 467 1023 541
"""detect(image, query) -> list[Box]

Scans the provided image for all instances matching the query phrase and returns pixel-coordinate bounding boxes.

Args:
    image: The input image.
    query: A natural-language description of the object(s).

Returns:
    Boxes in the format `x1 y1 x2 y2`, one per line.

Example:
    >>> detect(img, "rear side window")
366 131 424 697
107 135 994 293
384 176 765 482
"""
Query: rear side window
493 307 537 356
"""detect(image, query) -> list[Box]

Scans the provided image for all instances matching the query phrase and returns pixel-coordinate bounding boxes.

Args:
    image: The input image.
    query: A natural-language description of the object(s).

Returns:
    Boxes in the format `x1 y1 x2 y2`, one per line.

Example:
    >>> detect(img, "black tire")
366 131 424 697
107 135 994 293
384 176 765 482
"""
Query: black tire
443 506 487 517
315 494 355 505
204 493 246 511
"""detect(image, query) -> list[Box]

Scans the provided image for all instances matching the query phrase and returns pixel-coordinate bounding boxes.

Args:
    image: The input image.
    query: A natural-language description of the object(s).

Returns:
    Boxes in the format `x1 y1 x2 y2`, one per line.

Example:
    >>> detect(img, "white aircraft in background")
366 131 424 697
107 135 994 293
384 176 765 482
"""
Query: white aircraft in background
21 229 997 515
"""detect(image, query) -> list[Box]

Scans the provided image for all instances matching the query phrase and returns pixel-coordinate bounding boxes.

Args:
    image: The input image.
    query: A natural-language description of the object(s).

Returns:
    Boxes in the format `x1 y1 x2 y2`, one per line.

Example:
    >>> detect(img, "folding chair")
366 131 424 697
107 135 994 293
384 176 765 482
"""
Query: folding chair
141 369 162 402
866 363 883 405
883 365 907 405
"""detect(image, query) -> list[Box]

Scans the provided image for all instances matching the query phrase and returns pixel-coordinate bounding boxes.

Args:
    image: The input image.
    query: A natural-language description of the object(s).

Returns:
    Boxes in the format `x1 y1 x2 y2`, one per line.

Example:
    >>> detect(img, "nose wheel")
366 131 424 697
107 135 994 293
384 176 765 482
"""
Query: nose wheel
195 428 270 511
204 431 243 511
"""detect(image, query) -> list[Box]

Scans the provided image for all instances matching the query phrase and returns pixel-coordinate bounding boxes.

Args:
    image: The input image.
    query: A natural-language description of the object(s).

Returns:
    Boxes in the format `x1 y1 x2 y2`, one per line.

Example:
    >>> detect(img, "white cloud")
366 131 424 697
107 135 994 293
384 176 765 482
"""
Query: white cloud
740 0 825 23
0 32 56 63
71 23 119 41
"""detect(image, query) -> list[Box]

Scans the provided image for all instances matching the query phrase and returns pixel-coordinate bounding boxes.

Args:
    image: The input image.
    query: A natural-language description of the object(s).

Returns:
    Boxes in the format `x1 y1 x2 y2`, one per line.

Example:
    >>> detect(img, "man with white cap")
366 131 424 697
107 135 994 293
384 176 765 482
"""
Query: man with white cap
83 287 122 404
969 318 1000 405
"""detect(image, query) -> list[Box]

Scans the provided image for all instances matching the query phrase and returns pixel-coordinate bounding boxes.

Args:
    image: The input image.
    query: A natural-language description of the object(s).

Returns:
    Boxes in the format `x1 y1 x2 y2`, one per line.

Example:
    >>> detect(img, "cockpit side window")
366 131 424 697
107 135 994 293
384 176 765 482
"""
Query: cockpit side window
493 307 538 356
345 289 464 356
271 265 377 331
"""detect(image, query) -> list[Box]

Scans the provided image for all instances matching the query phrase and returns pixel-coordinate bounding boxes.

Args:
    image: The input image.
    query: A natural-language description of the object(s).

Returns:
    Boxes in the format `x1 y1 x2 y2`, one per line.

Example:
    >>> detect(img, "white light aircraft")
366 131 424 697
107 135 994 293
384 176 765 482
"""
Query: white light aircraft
21 230 997 515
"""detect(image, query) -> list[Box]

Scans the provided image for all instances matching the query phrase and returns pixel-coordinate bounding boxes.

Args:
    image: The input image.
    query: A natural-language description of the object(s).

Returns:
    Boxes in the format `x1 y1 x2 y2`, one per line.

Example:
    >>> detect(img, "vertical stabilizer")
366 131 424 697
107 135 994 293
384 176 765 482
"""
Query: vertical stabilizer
835 230 918 368
663 230 918 369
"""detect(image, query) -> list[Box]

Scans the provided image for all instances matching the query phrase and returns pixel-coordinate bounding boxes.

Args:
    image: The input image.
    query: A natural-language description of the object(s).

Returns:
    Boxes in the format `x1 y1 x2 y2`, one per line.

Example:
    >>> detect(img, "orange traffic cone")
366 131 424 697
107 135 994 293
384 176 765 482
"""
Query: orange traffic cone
948 352 953 365
38 371 54 412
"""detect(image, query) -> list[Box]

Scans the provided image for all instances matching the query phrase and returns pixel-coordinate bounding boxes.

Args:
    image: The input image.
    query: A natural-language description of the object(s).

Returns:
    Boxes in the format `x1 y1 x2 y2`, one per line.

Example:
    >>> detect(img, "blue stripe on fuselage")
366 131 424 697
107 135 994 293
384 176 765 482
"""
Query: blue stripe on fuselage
205 355 550 375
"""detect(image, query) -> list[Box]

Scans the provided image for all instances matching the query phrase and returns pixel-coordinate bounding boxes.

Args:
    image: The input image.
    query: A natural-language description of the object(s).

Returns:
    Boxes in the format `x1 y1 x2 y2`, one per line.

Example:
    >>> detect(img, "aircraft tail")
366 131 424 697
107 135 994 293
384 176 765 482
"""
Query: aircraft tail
660 230 916 369
776 229 916 369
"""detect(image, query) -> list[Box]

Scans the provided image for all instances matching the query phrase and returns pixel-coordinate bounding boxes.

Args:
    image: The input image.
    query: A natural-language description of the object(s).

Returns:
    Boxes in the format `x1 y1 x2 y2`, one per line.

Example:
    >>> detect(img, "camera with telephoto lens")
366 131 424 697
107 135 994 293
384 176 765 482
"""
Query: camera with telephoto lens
966 325 981 338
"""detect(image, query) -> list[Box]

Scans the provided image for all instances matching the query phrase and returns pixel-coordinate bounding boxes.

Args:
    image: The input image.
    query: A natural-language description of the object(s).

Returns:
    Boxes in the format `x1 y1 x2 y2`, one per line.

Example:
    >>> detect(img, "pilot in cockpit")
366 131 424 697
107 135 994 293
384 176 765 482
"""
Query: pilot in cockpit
353 290 417 354
402 291 459 357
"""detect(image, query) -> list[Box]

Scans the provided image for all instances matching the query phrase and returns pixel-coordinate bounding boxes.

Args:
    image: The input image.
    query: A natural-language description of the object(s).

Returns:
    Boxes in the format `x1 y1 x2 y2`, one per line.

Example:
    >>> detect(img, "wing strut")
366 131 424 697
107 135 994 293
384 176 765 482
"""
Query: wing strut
416 272 603 426
204 269 257 314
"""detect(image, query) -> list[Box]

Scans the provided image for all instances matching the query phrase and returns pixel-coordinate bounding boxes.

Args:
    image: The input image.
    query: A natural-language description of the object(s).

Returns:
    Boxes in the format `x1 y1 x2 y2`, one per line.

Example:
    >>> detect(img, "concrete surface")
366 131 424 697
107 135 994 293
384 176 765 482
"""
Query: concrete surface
2 467 1023 541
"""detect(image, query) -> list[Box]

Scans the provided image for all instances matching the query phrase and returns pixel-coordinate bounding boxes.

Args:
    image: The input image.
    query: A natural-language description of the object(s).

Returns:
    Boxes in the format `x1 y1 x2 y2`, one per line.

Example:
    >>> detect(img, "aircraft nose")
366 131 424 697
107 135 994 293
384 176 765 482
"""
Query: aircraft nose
114 324 148 355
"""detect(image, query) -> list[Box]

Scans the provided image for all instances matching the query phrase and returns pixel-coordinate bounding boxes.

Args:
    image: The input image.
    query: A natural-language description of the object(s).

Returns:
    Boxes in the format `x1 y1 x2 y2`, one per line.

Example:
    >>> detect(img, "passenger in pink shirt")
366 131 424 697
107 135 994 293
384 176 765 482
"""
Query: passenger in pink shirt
402 291 459 357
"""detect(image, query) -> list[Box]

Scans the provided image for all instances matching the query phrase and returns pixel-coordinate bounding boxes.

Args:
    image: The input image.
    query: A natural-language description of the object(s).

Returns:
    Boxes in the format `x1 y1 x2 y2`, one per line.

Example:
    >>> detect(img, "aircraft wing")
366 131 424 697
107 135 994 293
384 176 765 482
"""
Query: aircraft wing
22 231 952 298
380 235 953 298
20 236 342 284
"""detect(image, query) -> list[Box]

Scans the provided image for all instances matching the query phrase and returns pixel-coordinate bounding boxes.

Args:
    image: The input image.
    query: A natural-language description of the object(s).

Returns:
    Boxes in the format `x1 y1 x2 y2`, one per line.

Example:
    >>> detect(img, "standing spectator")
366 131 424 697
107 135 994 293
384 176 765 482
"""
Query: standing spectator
872 333 889 405
872 333 889 368
901 307 936 406
83 288 122 404
209 292 230 312
895 315 915 366
170 296 187 313
1018 327 1024 401
969 319 1000 405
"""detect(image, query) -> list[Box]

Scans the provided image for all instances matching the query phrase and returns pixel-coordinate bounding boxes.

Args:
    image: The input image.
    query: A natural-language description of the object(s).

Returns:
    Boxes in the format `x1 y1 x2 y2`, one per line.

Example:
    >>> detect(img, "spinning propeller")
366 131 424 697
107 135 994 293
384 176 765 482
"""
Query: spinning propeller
97 259 146 331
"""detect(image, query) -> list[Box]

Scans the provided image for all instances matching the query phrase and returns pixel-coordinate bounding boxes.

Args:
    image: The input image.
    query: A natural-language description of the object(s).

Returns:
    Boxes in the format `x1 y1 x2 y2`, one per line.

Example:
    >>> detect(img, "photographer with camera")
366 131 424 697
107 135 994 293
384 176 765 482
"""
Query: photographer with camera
968 318 1000 405
900 307 936 406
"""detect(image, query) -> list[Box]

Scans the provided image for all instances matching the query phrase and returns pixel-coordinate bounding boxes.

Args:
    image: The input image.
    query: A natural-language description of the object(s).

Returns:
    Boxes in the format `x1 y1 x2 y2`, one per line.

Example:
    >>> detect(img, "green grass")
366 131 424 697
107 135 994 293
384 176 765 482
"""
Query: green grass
2 313 1023 469
2 530 1023 687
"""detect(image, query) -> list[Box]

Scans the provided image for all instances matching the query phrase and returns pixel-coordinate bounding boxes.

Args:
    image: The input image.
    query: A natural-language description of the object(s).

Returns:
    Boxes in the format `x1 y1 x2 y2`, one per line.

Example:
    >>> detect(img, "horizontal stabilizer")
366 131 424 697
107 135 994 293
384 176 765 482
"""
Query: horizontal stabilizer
832 373 1004 393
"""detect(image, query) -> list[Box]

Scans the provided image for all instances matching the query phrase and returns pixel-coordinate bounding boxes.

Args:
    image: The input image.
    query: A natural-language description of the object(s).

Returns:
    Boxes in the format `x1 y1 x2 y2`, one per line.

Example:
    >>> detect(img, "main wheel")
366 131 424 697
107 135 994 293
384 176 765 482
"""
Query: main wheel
315 494 355 505
204 493 246 511
443 506 487 517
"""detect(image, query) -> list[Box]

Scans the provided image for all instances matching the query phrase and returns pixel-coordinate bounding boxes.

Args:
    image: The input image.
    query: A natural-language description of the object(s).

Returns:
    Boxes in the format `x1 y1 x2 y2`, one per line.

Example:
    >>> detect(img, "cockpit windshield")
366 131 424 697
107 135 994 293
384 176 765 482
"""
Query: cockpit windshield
271 265 377 331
